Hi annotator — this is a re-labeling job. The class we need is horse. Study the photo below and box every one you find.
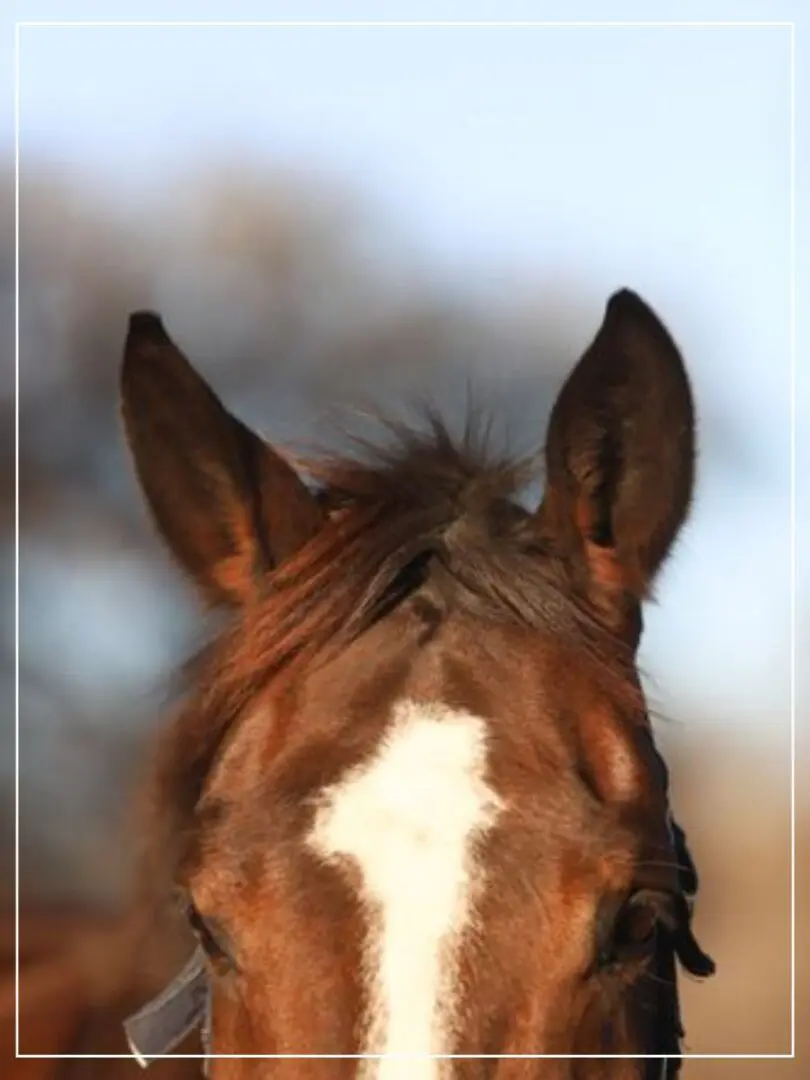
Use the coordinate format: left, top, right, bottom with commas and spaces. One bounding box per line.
119, 288, 715, 1079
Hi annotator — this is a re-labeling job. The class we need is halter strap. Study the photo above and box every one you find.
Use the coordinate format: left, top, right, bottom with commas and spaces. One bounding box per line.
124, 946, 211, 1072
658, 808, 686, 1080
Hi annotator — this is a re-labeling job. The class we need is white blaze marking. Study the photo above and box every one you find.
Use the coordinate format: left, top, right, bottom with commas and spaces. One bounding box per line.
308, 700, 503, 1080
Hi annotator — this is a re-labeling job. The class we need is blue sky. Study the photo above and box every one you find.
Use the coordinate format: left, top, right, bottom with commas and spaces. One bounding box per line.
8, 4, 806, 740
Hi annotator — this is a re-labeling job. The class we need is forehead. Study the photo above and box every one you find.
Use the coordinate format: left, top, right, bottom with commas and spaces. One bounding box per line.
188, 756, 662, 960
184, 617, 671, 905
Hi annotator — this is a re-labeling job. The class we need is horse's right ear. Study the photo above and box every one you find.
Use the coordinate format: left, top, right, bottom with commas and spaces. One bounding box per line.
537, 290, 695, 633
120, 312, 325, 607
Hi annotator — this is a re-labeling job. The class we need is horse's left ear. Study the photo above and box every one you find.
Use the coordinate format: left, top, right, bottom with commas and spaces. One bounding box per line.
538, 289, 695, 630
121, 312, 325, 607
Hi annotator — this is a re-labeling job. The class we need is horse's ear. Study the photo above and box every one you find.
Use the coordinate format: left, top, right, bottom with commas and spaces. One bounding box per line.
120, 312, 325, 607
538, 289, 695, 631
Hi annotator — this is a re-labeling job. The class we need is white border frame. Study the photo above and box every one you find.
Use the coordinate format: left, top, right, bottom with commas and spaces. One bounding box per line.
14, 14, 799, 1062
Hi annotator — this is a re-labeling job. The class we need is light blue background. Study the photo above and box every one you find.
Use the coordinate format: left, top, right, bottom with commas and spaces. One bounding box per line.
8, 1, 806, 743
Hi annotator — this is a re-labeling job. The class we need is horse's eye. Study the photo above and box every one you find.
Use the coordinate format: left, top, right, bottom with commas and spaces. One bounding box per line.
185, 903, 236, 970
614, 895, 659, 949
597, 890, 664, 969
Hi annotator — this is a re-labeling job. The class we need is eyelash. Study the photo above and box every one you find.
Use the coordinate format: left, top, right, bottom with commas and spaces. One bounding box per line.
185, 902, 235, 970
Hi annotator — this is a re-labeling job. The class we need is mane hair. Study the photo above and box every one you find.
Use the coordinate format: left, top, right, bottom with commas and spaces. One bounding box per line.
140, 411, 645, 913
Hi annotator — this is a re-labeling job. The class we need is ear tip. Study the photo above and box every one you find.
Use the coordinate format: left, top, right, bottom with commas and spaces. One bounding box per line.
604, 288, 681, 352
605, 288, 650, 318
126, 310, 170, 349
